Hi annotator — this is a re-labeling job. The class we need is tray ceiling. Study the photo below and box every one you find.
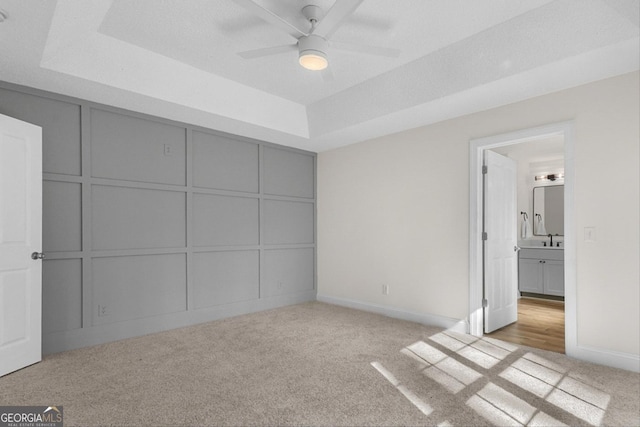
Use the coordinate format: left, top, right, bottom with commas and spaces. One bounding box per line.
0, 0, 638, 152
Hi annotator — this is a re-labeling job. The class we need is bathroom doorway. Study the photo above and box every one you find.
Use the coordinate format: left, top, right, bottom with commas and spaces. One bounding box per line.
486, 298, 565, 353
468, 122, 576, 355
487, 136, 566, 352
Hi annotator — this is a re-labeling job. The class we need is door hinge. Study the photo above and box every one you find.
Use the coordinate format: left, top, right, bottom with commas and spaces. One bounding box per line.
482, 231, 488, 240
482, 165, 488, 174
482, 298, 488, 308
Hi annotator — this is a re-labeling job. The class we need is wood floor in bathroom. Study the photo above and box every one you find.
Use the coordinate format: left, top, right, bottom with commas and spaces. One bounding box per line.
486, 297, 565, 353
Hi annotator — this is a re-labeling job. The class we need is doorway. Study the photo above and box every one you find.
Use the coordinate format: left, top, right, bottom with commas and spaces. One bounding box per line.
468, 122, 576, 355
486, 298, 565, 353
485, 136, 566, 352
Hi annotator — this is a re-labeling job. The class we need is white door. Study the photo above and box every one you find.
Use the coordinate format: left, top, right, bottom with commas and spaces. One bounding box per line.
483, 150, 518, 333
0, 113, 42, 377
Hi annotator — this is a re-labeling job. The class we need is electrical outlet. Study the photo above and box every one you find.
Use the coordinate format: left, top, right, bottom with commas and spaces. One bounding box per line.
97, 304, 108, 317
382, 284, 389, 295
584, 226, 596, 242
163, 143, 173, 156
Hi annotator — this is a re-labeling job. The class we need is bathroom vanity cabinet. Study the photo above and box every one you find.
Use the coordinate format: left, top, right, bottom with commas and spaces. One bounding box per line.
518, 248, 564, 297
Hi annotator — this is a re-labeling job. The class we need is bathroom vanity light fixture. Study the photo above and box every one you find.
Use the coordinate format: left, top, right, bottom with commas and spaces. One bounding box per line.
535, 172, 564, 181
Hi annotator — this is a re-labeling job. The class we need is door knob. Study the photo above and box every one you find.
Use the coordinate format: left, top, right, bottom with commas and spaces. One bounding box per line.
31, 252, 45, 260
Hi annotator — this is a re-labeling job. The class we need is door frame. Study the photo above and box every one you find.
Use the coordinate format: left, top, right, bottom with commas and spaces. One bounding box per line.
468, 121, 576, 353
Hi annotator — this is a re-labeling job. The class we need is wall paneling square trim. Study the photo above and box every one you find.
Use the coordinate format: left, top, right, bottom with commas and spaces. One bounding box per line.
0, 81, 316, 355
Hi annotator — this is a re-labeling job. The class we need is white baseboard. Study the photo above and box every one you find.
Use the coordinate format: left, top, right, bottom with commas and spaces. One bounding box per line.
567, 343, 640, 373
43, 291, 317, 355
317, 294, 467, 334
318, 294, 639, 372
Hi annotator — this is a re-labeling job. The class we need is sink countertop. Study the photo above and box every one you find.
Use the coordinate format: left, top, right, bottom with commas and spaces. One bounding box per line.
518, 241, 564, 250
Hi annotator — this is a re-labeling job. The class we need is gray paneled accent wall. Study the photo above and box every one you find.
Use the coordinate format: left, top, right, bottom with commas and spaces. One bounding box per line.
0, 83, 316, 355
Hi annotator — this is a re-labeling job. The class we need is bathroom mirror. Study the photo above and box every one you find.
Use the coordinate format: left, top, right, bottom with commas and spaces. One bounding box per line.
533, 185, 564, 236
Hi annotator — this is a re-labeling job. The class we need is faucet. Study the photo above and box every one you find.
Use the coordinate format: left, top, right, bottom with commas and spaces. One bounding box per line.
548, 234, 553, 247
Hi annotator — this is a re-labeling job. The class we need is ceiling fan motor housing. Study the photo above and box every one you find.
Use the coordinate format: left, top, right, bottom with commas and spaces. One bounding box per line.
298, 34, 328, 70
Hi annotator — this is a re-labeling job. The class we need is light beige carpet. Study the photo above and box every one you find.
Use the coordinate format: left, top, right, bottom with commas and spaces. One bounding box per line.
1, 302, 638, 426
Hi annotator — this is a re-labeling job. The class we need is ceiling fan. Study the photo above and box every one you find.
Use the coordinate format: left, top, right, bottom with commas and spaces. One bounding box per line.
234, 0, 400, 74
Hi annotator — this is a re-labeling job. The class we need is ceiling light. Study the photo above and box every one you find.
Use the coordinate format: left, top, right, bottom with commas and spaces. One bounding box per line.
299, 52, 328, 70
298, 35, 328, 71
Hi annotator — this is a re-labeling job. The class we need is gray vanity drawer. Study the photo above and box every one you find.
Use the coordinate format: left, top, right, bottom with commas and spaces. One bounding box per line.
519, 248, 564, 261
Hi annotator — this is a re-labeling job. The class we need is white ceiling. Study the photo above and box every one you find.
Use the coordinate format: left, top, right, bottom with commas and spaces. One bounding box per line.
0, 0, 638, 152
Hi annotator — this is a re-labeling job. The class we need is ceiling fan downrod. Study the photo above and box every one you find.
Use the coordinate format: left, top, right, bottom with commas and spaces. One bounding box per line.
302, 4, 322, 29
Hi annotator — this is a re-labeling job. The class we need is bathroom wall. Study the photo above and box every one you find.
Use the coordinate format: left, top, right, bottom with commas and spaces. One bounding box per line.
493, 139, 565, 244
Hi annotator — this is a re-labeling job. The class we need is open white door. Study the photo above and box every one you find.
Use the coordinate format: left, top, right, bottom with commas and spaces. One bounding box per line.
0, 113, 42, 377
483, 150, 518, 333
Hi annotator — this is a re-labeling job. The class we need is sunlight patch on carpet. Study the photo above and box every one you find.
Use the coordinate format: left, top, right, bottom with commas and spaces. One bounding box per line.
428, 331, 514, 369
394, 330, 614, 426
499, 352, 610, 426
370, 361, 433, 416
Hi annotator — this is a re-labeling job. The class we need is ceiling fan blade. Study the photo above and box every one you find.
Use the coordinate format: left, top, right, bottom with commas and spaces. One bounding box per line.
238, 44, 297, 59
234, 0, 307, 38
331, 41, 400, 58
321, 67, 335, 82
347, 15, 392, 32
311, 0, 364, 39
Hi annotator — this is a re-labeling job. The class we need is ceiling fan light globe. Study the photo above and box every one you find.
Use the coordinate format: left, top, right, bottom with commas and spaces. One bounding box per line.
298, 34, 329, 71
299, 51, 328, 70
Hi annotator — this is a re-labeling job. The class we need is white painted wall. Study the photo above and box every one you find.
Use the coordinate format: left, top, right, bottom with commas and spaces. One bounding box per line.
317, 71, 639, 358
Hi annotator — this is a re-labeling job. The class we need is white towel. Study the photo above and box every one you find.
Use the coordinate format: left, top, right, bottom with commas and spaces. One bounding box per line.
521, 217, 532, 239
536, 216, 547, 235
